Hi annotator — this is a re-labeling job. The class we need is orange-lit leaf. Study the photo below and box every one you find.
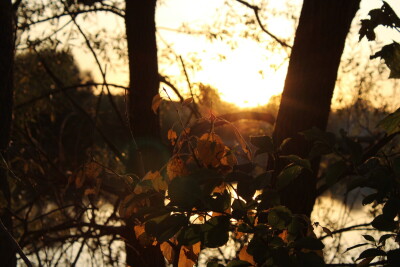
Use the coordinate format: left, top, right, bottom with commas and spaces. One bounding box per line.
239, 245, 255, 265
196, 133, 225, 167
168, 129, 178, 145
161, 242, 175, 264
233, 129, 251, 161
182, 97, 193, 106
167, 157, 188, 180
179, 245, 198, 267
152, 93, 162, 114
134, 171, 165, 194
221, 147, 238, 167
134, 225, 153, 247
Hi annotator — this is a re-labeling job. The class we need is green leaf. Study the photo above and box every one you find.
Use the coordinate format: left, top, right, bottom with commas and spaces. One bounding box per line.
378, 234, 394, 245
324, 160, 348, 187
276, 165, 303, 190
359, 2, 400, 41
168, 175, 201, 208
301, 127, 335, 146
362, 234, 376, 243
356, 248, 386, 261
202, 216, 230, 248
377, 108, 400, 134
362, 193, 378, 206
237, 178, 256, 202
177, 224, 202, 246
294, 237, 325, 250
268, 206, 292, 230
371, 214, 397, 231
250, 135, 274, 155
207, 262, 225, 267
226, 260, 252, 267
387, 249, 400, 265
258, 189, 280, 210
371, 42, 400, 78
280, 154, 311, 171
383, 198, 400, 220
156, 214, 187, 242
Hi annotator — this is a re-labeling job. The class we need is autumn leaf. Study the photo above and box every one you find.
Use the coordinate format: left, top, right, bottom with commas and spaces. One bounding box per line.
161, 242, 175, 264
196, 133, 225, 167
168, 129, 178, 145
239, 245, 255, 266
220, 147, 238, 168
178, 244, 200, 267
134, 225, 154, 247
75, 162, 102, 189
134, 171, 166, 194
233, 129, 252, 161
167, 157, 189, 180
182, 97, 193, 106
152, 93, 162, 114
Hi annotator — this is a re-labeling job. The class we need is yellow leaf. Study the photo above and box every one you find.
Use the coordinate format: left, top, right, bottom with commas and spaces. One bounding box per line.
220, 147, 238, 168
134, 225, 145, 239
152, 174, 168, 192
196, 133, 225, 167
182, 97, 193, 106
233, 129, 252, 161
134, 171, 162, 194
167, 157, 188, 180
161, 242, 175, 264
179, 246, 197, 267
168, 129, 178, 145
152, 93, 162, 114
239, 245, 255, 265
134, 225, 154, 247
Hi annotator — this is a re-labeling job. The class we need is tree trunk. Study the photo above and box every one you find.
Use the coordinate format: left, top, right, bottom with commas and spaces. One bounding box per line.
124, 1, 166, 266
0, 0, 16, 266
125, 0, 168, 176
273, 0, 360, 216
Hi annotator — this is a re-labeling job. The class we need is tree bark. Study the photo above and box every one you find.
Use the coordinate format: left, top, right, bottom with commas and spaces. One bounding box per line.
273, 0, 360, 216
0, 0, 16, 266
124, 1, 166, 266
125, 0, 168, 176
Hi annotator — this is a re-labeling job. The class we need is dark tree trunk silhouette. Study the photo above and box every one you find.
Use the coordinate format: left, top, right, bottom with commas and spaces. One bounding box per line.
124, 1, 166, 266
0, 0, 16, 266
273, 0, 360, 216
125, 0, 168, 177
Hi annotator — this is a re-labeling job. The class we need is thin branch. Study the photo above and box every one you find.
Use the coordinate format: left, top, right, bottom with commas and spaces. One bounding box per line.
234, 0, 292, 49
64, 2, 129, 133
319, 223, 371, 240
178, 56, 202, 118
33, 47, 124, 161
18, 7, 124, 30
15, 82, 128, 109
0, 218, 33, 267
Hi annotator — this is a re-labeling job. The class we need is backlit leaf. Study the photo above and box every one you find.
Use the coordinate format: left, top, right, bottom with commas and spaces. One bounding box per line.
152, 93, 162, 114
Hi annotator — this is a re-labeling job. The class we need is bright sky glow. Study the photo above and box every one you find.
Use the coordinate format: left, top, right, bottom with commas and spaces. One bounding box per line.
68, 0, 399, 109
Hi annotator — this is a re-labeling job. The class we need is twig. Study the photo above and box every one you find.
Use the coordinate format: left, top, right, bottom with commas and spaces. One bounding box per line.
234, 0, 292, 49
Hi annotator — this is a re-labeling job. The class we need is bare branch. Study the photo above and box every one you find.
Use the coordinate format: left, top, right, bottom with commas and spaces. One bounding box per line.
234, 0, 292, 49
